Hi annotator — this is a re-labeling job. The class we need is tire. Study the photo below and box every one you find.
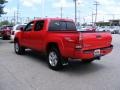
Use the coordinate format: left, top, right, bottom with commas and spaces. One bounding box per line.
14, 41, 25, 55
2, 36, 10, 40
47, 48, 63, 70
7, 37, 10, 40
2, 36, 6, 40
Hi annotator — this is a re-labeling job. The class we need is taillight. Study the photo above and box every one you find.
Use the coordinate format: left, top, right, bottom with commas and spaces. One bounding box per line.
12, 31, 15, 35
75, 33, 83, 49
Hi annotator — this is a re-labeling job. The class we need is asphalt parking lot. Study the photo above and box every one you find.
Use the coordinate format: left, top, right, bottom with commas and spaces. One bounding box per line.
0, 35, 120, 90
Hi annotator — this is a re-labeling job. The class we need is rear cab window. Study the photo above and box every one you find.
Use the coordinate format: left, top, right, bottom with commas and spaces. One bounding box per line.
48, 20, 76, 31
66, 22, 76, 30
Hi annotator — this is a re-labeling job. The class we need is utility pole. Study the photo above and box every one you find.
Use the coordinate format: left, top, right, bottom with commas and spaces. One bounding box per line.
73, 0, 77, 24
42, 0, 45, 18
92, 12, 96, 25
14, 11, 16, 24
78, 10, 80, 24
60, 6, 63, 18
93, 1, 100, 24
17, 0, 20, 24
92, 12, 94, 25
77, 2, 81, 24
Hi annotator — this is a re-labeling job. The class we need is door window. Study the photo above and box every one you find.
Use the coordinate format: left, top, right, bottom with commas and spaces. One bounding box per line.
34, 20, 44, 31
24, 22, 34, 31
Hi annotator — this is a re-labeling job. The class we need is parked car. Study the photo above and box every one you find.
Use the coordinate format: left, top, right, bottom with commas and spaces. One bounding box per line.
97, 26, 109, 32
113, 26, 120, 34
1, 25, 13, 40
0, 27, 3, 37
108, 26, 120, 34
11, 24, 26, 41
97, 26, 105, 31
80, 26, 96, 32
76, 26, 85, 31
14, 18, 113, 70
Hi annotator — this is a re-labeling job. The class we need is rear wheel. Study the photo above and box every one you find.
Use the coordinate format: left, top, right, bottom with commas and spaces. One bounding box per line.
47, 48, 63, 70
14, 41, 25, 55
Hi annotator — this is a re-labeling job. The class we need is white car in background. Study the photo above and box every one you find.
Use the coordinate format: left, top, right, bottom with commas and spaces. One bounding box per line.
77, 26, 96, 31
113, 26, 120, 34
97, 26, 109, 32
11, 24, 26, 41
108, 26, 119, 34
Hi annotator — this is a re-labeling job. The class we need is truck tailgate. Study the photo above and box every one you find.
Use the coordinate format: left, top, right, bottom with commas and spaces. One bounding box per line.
81, 32, 112, 50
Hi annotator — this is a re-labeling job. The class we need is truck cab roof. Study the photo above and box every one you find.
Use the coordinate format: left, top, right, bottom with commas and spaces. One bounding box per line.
33, 18, 74, 22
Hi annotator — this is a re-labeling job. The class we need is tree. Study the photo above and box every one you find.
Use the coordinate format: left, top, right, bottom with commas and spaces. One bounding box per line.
0, 0, 7, 17
0, 20, 14, 26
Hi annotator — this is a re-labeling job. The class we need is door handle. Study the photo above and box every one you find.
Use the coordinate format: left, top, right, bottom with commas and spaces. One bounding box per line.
96, 35, 102, 39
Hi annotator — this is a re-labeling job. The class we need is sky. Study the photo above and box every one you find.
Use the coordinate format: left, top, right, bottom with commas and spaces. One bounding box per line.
2, 0, 120, 23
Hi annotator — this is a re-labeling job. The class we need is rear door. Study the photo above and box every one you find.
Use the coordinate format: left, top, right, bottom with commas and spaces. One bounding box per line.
31, 20, 45, 50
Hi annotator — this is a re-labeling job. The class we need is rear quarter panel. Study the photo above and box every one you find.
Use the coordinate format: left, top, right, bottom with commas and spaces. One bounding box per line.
44, 31, 79, 58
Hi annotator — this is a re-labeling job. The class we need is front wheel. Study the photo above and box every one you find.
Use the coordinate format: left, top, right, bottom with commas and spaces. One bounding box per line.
14, 41, 25, 55
47, 48, 63, 70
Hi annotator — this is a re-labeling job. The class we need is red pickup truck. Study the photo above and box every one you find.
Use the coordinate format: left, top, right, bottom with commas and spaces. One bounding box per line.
0, 25, 13, 40
14, 18, 113, 70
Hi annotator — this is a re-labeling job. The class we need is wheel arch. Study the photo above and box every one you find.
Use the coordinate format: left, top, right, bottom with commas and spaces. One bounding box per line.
46, 42, 59, 53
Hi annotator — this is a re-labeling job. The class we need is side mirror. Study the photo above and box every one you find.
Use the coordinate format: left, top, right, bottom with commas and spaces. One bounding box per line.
20, 27, 24, 31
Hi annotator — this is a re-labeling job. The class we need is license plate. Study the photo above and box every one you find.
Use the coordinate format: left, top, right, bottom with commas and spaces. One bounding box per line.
94, 49, 100, 57
7, 32, 10, 35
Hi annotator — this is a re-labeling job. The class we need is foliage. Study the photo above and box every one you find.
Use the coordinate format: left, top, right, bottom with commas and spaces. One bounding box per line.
96, 22, 110, 26
0, 0, 7, 16
81, 23, 87, 26
0, 20, 14, 26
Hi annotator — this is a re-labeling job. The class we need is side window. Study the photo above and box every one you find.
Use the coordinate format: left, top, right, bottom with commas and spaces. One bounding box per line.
34, 20, 44, 31
24, 22, 34, 31
66, 22, 76, 31
48, 21, 60, 31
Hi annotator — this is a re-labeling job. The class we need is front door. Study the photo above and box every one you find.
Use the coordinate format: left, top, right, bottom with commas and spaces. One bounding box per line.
22, 21, 34, 48
31, 20, 45, 51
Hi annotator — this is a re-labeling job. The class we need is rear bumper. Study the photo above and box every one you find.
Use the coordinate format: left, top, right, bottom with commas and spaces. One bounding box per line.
73, 45, 113, 60
2, 34, 10, 38
2, 33, 11, 37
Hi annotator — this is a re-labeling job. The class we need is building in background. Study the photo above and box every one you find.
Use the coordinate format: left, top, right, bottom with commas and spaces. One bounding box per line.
109, 20, 120, 26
